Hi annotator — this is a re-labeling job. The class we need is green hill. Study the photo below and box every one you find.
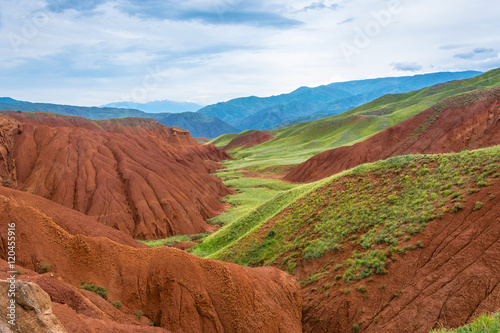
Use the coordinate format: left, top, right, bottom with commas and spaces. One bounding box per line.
213, 68, 500, 170
191, 146, 500, 265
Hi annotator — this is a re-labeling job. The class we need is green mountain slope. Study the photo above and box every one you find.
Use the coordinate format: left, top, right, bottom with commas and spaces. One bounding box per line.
214, 68, 500, 169
192, 145, 500, 268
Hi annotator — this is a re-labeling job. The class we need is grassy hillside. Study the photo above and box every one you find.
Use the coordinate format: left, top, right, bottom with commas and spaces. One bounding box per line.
209, 132, 239, 147
430, 312, 499, 333
191, 145, 500, 279
213, 68, 500, 170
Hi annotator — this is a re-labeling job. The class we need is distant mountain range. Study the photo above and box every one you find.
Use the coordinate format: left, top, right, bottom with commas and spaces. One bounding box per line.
1, 71, 483, 138
198, 71, 482, 131
101, 100, 203, 113
0, 99, 236, 138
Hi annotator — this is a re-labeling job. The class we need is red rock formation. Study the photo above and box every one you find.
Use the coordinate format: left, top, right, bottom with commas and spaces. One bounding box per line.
0, 112, 232, 239
0, 186, 146, 249
224, 130, 275, 151
0, 188, 303, 332
286, 89, 500, 182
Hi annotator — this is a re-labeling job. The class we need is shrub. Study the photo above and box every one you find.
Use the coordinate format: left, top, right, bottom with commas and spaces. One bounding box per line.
451, 203, 464, 213
135, 311, 143, 319
353, 323, 360, 332
111, 301, 121, 310
356, 286, 367, 292
80, 281, 108, 299
473, 201, 483, 211
40, 263, 50, 273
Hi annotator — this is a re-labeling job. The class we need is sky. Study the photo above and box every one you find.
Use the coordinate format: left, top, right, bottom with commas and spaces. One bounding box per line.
0, 0, 499, 107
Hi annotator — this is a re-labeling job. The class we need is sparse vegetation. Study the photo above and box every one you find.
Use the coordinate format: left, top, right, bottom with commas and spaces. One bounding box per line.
111, 301, 122, 310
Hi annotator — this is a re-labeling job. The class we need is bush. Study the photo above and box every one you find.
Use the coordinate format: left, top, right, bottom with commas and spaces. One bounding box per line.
356, 286, 367, 292
80, 281, 108, 299
473, 201, 483, 211
451, 203, 464, 213
135, 311, 143, 319
111, 301, 121, 310
40, 263, 50, 273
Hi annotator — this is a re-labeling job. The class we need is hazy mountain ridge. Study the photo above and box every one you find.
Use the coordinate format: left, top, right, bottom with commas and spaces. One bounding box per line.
0, 99, 237, 138
101, 99, 204, 113
198, 71, 482, 130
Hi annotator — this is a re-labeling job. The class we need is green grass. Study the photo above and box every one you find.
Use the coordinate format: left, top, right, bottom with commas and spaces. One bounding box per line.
205, 145, 500, 283
189, 174, 329, 258
208, 132, 238, 147
208, 68, 500, 171
208, 167, 297, 226
430, 312, 500, 332
139, 233, 210, 248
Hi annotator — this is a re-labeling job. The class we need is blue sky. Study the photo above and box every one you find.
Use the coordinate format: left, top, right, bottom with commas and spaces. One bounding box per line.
1, 0, 499, 106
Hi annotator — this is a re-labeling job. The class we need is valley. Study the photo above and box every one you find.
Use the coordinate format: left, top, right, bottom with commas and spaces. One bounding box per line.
1, 69, 499, 332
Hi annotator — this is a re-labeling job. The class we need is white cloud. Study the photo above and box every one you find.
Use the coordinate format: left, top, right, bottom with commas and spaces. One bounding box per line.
0, 0, 499, 106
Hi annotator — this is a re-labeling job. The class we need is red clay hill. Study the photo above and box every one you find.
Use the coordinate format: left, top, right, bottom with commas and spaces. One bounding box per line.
286, 89, 500, 182
0, 187, 302, 332
224, 130, 274, 151
0, 111, 231, 239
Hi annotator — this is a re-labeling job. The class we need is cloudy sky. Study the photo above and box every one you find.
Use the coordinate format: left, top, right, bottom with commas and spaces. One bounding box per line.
1, 0, 499, 106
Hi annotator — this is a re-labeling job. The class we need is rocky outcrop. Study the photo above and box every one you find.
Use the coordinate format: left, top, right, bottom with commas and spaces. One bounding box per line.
0, 279, 67, 332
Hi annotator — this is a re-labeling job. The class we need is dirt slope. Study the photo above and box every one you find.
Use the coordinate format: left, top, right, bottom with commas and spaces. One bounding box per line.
0, 189, 302, 332
0, 111, 231, 239
224, 130, 275, 151
286, 89, 500, 182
